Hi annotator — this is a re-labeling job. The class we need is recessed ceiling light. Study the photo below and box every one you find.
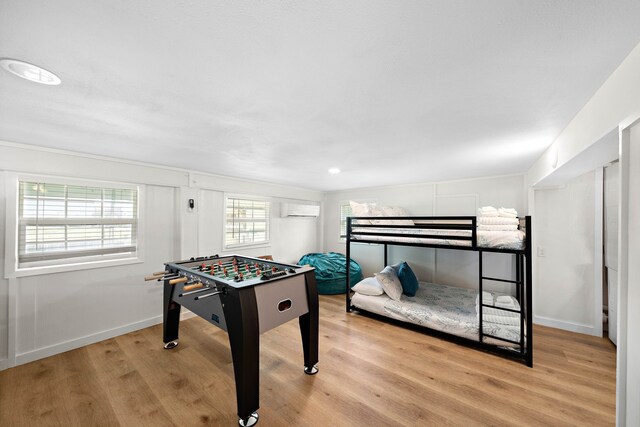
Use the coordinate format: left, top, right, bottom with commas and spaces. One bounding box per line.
328, 167, 341, 174
0, 58, 61, 85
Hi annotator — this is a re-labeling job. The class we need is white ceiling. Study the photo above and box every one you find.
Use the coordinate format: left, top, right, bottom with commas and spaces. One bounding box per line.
1, 1, 639, 191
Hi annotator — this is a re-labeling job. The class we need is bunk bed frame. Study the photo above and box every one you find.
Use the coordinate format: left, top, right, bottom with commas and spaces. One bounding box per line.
345, 215, 533, 367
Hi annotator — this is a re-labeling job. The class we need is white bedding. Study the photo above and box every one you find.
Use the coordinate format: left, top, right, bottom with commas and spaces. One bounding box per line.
351, 281, 524, 347
351, 227, 525, 250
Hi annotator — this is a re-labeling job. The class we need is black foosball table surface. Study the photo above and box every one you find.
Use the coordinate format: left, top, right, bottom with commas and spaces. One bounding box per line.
166, 254, 302, 288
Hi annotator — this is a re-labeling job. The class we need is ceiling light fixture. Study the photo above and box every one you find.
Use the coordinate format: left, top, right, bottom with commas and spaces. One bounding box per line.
328, 167, 341, 174
0, 58, 61, 85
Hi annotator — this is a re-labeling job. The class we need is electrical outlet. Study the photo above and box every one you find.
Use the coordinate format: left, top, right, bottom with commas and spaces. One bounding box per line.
537, 247, 546, 257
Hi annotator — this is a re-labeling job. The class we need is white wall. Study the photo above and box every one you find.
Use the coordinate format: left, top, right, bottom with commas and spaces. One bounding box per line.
323, 174, 525, 292
618, 120, 640, 426
534, 171, 599, 335
0, 142, 322, 369
528, 41, 640, 187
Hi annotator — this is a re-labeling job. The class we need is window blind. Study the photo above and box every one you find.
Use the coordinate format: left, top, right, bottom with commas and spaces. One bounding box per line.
225, 197, 270, 247
18, 181, 138, 265
340, 203, 353, 238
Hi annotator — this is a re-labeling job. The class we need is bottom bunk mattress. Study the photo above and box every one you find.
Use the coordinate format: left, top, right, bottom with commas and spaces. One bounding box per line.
351, 281, 524, 348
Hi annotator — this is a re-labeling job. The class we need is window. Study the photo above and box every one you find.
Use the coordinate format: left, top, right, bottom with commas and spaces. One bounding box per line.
225, 196, 270, 248
16, 180, 139, 268
340, 203, 353, 239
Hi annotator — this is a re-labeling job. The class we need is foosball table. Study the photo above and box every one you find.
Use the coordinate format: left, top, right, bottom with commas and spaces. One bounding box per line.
145, 254, 319, 426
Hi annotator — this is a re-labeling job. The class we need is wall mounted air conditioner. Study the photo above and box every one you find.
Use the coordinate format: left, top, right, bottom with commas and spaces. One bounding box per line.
280, 203, 320, 218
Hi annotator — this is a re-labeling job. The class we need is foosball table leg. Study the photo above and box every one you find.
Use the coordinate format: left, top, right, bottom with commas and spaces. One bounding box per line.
299, 271, 319, 376
239, 412, 259, 427
163, 280, 181, 349
163, 340, 178, 349
304, 365, 319, 375
223, 289, 260, 426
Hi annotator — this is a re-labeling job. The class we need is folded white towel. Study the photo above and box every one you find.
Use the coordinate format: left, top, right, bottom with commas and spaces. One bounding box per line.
495, 296, 518, 310
498, 207, 518, 218
478, 224, 519, 231
475, 291, 493, 307
480, 309, 520, 326
477, 217, 519, 226
482, 291, 493, 305
477, 206, 498, 217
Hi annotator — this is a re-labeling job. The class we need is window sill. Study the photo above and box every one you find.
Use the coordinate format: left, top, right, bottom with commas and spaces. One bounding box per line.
223, 243, 271, 252
6, 256, 143, 278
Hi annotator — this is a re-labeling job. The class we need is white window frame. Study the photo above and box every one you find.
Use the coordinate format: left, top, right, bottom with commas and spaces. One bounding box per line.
4, 173, 144, 278
223, 193, 271, 250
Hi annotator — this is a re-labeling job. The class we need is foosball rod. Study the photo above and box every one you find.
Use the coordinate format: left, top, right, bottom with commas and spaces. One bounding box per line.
156, 274, 180, 281
149, 273, 182, 282
195, 290, 223, 300
144, 271, 170, 281
179, 286, 212, 297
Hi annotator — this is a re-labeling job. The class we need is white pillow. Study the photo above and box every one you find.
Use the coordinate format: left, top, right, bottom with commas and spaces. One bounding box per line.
351, 277, 384, 296
350, 201, 414, 226
349, 200, 376, 225
374, 266, 403, 301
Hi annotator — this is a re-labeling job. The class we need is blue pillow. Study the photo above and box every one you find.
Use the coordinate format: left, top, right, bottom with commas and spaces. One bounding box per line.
396, 262, 419, 296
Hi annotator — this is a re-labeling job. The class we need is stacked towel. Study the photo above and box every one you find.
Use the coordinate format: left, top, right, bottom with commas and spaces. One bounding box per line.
477, 206, 498, 217
475, 291, 493, 307
498, 207, 518, 218
481, 308, 520, 326
478, 224, 518, 231
476, 293, 521, 326
477, 217, 519, 226
478, 206, 518, 218
495, 295, 517, 310
477, 207, 519, 230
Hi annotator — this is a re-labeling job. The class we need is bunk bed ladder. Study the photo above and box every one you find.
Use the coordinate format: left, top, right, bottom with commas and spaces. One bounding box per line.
478, 251, 526, 354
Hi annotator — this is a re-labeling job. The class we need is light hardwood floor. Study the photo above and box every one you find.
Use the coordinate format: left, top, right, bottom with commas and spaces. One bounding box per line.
0, 294, 616, 426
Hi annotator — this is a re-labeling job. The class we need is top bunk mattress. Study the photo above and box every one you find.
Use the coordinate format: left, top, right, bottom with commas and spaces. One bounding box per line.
350, 227, 525, 250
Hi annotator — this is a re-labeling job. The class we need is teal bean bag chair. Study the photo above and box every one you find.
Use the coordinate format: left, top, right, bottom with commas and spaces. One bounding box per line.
298, 252, 363, 295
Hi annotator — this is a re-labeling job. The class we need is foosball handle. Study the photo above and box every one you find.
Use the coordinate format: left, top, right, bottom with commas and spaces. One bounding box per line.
169, 277, 188, 285
144, 273, 166, 281
183, 282, 204, 292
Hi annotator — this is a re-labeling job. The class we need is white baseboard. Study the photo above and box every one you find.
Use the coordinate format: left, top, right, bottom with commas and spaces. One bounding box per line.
0, 358, 8, 371
534, 315, 598, 336
180, 308, 196, 320
15, 315, 163, 367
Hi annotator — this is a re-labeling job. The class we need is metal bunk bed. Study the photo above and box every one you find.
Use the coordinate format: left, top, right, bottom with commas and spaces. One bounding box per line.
345, 215, 533, 367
